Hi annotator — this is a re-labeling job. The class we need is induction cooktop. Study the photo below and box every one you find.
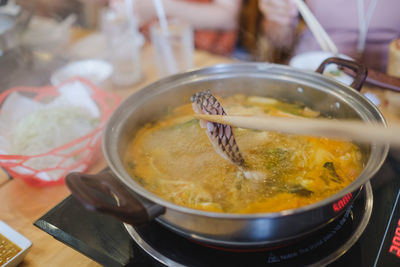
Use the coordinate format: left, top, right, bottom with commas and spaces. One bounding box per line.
34, 152, 400, 266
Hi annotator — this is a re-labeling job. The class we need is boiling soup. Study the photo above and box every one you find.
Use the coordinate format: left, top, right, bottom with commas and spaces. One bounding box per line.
123, 94, 363, 213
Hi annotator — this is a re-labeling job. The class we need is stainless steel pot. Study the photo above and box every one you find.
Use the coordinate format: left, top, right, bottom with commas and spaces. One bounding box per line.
66, 58, 389, 248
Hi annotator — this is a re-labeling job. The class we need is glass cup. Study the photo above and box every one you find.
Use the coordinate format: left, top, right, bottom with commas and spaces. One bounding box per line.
150, 20, 194, 77
101, 6, 142, 86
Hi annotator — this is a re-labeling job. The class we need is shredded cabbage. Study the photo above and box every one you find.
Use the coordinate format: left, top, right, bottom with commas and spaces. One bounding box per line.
11, 106, 99, 155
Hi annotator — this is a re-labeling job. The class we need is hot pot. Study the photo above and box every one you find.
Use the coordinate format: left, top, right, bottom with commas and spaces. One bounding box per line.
66, 58, 389, 248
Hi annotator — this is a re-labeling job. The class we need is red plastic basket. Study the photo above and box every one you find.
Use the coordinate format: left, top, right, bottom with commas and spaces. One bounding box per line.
0, 78, 120, 186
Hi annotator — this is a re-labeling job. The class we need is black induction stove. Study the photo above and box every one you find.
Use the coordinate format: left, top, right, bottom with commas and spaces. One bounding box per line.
34, 151, 400, 267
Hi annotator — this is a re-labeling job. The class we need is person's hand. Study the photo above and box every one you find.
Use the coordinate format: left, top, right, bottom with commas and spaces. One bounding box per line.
259, 0, 298, 26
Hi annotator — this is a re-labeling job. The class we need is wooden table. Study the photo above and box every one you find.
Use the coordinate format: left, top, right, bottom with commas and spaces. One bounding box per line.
1, 41, 399, 266
0, 43, 233, 267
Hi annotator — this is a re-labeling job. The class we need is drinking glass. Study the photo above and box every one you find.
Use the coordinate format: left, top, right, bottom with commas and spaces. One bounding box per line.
150, 20, 194, 77
101, 6, 142, 86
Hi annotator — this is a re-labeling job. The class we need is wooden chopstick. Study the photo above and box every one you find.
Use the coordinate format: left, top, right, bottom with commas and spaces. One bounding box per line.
293, 0, 338, 55
194, 114, 400, 146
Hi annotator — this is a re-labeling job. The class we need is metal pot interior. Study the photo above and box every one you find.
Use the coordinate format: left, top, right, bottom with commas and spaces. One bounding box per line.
104, 63, 388, 216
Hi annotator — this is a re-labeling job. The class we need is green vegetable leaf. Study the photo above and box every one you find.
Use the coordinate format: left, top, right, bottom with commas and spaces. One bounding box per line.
323, 162, 343, 183
328, 70, 342, 76
287, 184, 313, 197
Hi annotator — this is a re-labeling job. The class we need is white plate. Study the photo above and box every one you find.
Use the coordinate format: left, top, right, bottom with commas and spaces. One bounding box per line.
289, 51, 354, 86
69, 32, 145, 60
0, 220, 32, 267
51, 59, 113, 89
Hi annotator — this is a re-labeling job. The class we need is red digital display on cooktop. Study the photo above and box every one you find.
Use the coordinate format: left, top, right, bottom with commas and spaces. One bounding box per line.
389, 218, 400, 258
375, 187, 400, 267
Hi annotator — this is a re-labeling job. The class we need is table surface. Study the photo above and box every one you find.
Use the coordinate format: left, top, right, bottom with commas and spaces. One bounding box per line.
1, 38, 400, 267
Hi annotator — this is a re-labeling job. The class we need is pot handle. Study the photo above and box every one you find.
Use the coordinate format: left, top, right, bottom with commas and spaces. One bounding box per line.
315, 57, 368, 91
65, 169, 166, 226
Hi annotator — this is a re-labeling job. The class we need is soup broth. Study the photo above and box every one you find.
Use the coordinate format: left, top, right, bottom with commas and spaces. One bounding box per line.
0, 233, 21, 265
123, 94, 363, 213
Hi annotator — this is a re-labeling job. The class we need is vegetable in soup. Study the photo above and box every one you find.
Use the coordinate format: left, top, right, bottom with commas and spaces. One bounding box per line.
123, 94, 363, 213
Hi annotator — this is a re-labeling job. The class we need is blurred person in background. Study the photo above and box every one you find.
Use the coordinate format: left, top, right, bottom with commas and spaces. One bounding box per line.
258, 0, 400, 71
134, 0, 242, 56
15, 0, 242, 56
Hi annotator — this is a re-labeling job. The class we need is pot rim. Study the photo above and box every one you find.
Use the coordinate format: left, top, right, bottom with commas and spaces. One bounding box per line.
103, 62, 389, 219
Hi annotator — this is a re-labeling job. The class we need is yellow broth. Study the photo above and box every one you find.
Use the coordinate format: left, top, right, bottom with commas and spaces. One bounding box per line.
0, 233, 21, 265
123, 94, 363, 213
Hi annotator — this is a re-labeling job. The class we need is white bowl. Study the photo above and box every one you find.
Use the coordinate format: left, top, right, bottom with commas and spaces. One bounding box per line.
0, 220, 32, 267
289, 51, 354, 86
51, 59, 113, 89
